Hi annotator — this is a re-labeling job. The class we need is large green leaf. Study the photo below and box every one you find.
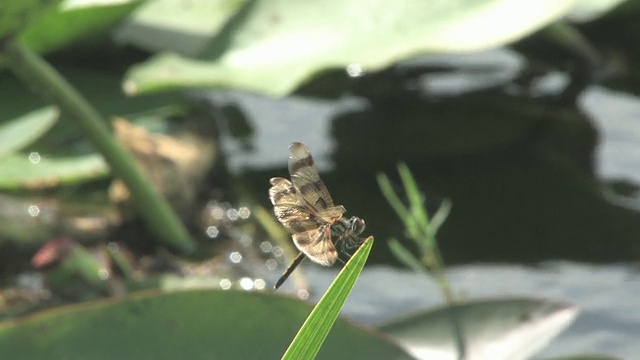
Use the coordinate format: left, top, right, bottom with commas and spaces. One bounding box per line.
566, 0, 630, 22
124, 0, 581, 97
378, 297, 579, 360
0, 289, 409, 359
19, 0, 144, 54
0, 0, 62, 37
114, 0, 247, 56
13, 0, 144, 52
0, 0, 142, 58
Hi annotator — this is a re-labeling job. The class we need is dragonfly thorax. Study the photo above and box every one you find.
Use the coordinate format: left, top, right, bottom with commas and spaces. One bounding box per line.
331, 216, 366, 249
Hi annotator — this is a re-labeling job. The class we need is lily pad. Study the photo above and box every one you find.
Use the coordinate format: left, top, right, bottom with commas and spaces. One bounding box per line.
113, 0, 247, 56
0, 289, 410, 359
125, 0, 581, 97
378, 297, 579, 360
543, 355, 621, 360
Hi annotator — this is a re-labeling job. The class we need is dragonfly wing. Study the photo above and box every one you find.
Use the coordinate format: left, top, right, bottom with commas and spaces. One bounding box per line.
292, 225, 337, 266
288, 142, 344, 217
269, 177, 322, 232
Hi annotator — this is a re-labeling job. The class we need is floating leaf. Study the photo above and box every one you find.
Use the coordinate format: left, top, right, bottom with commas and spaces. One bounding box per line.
125, 0, 582, 97
113, 0, 247, 56
543, 355, 621, 360
378, 297, 579, 360
0, 286, 409, 359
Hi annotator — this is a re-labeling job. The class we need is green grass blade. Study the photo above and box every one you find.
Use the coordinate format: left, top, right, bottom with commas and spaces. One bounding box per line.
281, 237, 374, 360
388, 238, 428, 275
377, 173, 410, 220
397, 163, 430, 237
429, 198, 453, 237
377, 172, 421, 238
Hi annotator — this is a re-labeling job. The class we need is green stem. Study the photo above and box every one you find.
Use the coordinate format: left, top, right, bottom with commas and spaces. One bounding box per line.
3, 40, 195, 253
423, 243, 454, 304
421, 245, 466, 360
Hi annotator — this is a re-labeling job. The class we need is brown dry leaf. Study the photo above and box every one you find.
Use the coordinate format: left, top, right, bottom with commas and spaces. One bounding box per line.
109, 117, 216, 218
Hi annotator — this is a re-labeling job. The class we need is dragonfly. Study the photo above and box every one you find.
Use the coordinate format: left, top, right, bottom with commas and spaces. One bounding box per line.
269, 142, 366, 289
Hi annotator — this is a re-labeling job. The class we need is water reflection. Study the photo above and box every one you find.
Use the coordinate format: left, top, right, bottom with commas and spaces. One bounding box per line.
259, 241, 273, 253
296, 289, 310, 300
229, 251, 243, 264
328, 86, 637, 262
205, 226, 219, 238
220, 278, 232, 290
239, 277, 253, 290
28, 152, 41, 164
346, 63, 366, 77
27, 205, 40, 217
265, 259, 278, 271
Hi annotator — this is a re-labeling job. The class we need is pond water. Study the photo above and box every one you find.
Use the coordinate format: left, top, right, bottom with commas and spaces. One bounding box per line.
585, 86, 640, 184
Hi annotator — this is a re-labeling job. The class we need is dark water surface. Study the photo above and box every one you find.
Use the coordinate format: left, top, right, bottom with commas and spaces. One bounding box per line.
213, 50, 640, 264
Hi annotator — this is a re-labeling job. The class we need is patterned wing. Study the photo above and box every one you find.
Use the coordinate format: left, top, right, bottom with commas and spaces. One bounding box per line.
292, 225, 338, 266
269, 177, 338, 266
269, 177, 322, 233
288, 142, 345, 220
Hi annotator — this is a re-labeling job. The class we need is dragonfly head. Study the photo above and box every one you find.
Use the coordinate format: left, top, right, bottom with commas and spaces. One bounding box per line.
346, 216, 366, 236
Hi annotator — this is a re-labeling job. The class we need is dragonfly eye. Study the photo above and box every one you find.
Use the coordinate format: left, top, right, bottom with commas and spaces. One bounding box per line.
347, 217, 366, 235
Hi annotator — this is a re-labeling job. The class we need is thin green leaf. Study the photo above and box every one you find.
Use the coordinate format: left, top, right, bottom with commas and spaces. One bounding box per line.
282, 237, 374, 360
377, 172, 421, 238
63, 245, 111, 291
397, 163, 430, 237
0, 106, 59, 159
0, 152, 109, 189
428, 198, 453, 238
388, 238, 429, 275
